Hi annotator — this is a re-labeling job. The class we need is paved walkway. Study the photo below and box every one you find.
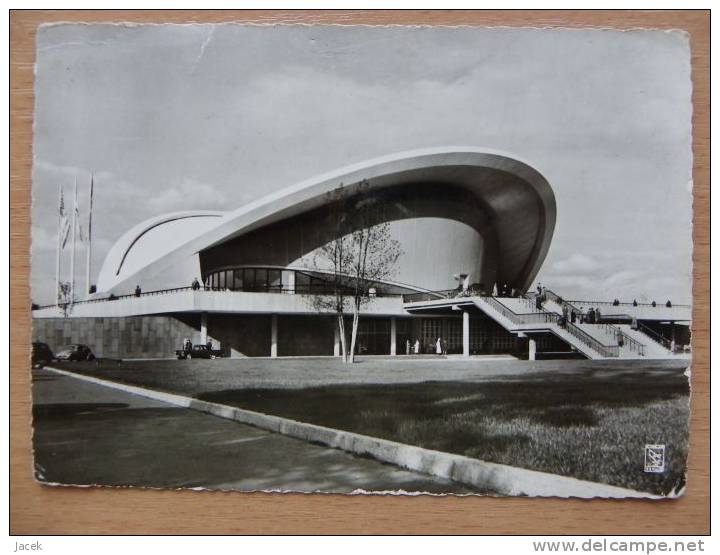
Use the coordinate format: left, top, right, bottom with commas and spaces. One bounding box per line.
32, 368, 478, 494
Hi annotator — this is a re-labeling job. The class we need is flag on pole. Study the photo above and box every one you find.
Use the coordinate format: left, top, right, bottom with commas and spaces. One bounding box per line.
75, 184, 85, 243
59, 187, 72, 248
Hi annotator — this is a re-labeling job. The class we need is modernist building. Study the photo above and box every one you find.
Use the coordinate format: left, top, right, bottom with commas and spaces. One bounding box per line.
32, 148, 691, 360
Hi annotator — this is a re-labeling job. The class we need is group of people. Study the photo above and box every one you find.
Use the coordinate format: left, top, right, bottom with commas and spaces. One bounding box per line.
406, 337, 447, 355
181, 337, 214, 353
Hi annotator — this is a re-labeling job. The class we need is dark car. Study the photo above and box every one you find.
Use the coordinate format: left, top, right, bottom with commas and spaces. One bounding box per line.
176, 344, 224, 360
31, 342, 55, 368
55, 344, 95, 362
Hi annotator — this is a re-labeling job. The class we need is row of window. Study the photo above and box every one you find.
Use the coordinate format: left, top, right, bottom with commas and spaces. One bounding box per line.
203, 268, 349, 294
205, 268, 283, 292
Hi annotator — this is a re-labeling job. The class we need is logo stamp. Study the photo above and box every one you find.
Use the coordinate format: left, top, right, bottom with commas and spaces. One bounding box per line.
644, 444, 666, 473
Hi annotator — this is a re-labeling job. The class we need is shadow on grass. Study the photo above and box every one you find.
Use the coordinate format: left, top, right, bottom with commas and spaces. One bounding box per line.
197, 377, 689, 496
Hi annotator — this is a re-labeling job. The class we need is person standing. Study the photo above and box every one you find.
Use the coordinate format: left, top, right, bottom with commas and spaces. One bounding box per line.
436, 337, 443, 356
414, 338, 420, 355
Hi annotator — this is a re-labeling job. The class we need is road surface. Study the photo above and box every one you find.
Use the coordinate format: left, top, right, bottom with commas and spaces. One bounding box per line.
32, 368, 479, 494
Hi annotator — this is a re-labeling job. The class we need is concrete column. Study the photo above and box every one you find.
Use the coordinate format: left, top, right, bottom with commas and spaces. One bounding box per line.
529, 338, 537, 361
333, 322, 341, 357
200, 312, 208, 345
462, 310, 470, 357
270, 314, 278, 358
390, 317, 397, 356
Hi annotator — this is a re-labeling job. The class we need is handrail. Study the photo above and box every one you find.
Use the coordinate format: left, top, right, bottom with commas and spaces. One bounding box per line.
402, 289, 460, 303
567, 299, 690, 309
543, 289, 584, 315
542, 289, 645, 356
595, 321, 646, 356
483, 296, 560, 325
482, 296, 619, 358
561, 323, 620, 358
35, 283, 403, 310
636, 322, 673, 350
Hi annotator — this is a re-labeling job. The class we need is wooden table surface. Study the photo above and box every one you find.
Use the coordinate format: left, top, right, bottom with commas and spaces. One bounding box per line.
10, 9, 710, 535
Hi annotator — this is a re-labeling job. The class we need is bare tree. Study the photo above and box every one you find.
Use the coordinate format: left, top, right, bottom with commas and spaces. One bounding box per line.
58, 281, 72, 317
308, 181, 402, 363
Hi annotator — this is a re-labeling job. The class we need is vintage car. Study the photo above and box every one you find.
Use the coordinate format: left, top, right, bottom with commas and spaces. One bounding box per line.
175, 344, 224, 360
31, 342, 55, 368
55, 344, 96, 362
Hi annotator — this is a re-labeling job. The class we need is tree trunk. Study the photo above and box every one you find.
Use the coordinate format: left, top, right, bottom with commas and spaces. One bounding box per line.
349, 305, 360, 364
337, 313, 348, 363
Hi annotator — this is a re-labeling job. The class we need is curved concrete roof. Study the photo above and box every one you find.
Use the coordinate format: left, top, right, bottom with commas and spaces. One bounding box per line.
96, 210, 225, 291
96, 147, 556, 294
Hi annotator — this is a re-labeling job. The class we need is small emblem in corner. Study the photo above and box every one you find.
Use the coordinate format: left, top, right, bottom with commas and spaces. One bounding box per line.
644, 444, 666, 473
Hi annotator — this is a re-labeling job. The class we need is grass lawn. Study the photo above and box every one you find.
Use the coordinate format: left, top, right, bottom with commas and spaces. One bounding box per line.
196, 373, 688, 495
56, 358, 689, 495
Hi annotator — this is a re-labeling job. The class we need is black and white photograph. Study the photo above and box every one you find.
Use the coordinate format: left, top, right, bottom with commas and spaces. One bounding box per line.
30, 23, 693, 498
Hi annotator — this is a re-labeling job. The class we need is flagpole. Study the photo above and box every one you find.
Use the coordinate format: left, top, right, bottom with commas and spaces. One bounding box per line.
85, 174, 93, 296
71, 177, 77, 304
55, 184, 63, 307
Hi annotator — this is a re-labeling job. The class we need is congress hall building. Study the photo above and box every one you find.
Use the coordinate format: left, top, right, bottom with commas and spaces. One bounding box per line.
32, 148, 691, 361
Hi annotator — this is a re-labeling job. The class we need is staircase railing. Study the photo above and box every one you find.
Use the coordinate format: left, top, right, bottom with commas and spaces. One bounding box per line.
637, 322, 673, 351
482, 296, 559, 325
543, 289, 644, 356
597, 322, 646, 357
483, 297, 619, 358
561, 322, 620, 358
543, 289, 583, 315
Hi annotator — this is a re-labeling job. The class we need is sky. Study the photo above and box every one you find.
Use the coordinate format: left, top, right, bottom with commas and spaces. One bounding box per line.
31, 24, 694, 305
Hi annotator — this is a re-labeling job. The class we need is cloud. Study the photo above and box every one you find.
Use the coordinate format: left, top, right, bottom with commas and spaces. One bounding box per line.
29, 25, 693, 306
550, 254, 602, 274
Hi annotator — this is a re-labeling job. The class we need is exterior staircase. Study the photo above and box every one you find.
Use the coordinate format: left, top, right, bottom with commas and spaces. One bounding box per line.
540, 292, 647, 358
472, 296, 619, 360
402, 287, 684, 360
616, 324, 674, 358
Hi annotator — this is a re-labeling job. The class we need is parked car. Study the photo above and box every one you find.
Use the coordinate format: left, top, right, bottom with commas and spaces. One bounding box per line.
31, 342, 55, 368
175, 344, 224, 360
55, 344, 95, 362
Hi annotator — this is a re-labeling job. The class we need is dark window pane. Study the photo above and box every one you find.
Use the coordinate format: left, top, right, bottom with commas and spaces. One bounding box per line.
269, 270, 281, 289
225, 270, 233, 289
255, 269, 267, 288
211, 273, 217, 289
244, 268, 255, 289
234, 271, 243, 290
219, 271, 226, 289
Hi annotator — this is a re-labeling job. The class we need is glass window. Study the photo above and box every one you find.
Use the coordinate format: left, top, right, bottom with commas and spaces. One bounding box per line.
234, 271, 243, 290
211, 273, 217, 289
244, 268, 255, 289
268, 269, 281, 290
255, 269, 268, 289
219, 271, 226, 289
225, 270, 233, 290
